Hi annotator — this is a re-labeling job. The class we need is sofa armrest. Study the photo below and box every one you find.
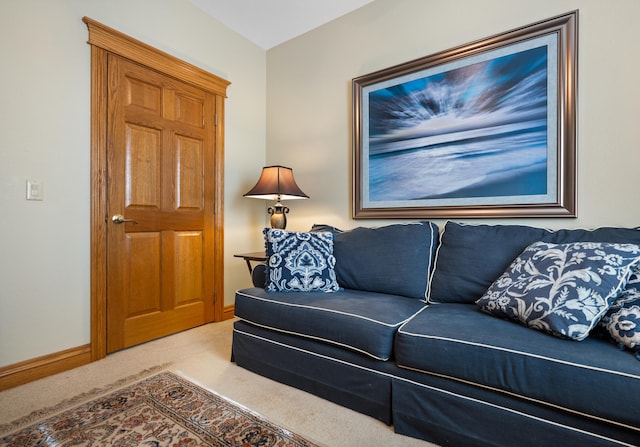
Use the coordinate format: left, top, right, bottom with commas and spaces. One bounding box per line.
251, 263, 267, 288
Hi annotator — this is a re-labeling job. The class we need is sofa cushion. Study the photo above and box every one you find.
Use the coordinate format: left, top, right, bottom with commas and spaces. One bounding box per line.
538, 226, 640, 351
427, 222, 550, 304
234, 287, 425, 360
312, 221, 439, 300
605, 300, 640, 358
264, 228, 339, 293
601, 267, 640, 359
395, 303, 640, 429
541, 226, 640, 245
476, 241, 640, 340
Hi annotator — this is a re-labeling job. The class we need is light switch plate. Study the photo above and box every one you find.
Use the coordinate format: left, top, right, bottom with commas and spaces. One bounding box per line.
26, 180, 43, 201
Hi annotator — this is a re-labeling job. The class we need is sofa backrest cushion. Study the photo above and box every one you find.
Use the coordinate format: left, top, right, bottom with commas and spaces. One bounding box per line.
540, 226, 640, 244
428, 223, 640, 305
312, 221, 439, 300
427, 221, 550, 304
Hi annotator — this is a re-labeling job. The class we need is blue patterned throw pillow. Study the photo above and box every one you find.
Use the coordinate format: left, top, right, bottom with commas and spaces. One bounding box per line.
600, 267, 640, 359
476, 241, 640, 341
264, 228, 339, 293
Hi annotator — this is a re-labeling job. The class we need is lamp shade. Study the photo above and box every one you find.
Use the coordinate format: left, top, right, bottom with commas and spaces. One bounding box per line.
243, 165, 309, 200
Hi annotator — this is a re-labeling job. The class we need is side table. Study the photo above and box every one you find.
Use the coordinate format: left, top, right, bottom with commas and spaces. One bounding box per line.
234, 251, 267, 274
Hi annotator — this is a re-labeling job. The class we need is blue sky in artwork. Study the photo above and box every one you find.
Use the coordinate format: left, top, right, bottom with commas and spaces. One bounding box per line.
368, 46, 548, 201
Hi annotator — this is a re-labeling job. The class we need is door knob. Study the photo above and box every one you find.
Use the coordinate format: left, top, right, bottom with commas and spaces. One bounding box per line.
112, 214, 138, 224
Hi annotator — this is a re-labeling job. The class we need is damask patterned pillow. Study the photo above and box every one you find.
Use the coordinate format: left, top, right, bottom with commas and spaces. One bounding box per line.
476, 241, 640, 341
264, 228, 339, 293
600, 267, 640, 359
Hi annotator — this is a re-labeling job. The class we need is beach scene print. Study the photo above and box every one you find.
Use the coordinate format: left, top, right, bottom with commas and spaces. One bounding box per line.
367, 45, 549, 203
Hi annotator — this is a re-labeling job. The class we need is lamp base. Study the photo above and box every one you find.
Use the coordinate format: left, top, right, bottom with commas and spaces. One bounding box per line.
268, 203, 289, 229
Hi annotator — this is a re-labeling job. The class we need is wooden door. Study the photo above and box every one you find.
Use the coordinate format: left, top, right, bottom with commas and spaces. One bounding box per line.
106, 55, 216, 353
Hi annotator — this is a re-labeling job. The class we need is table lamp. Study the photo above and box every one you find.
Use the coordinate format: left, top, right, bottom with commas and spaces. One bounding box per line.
243, 165, 309, 229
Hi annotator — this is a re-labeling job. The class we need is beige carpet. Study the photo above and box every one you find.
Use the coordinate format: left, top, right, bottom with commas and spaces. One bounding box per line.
0, 319, 437, 446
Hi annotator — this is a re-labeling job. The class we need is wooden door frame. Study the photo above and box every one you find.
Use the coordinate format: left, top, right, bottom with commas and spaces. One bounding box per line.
84, 17, 229, 361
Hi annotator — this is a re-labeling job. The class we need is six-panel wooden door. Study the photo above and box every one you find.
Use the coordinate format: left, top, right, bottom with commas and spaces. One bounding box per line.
106, 55, 217, 353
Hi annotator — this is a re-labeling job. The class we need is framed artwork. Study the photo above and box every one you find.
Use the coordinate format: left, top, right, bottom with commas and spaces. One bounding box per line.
353, 11, 577, 219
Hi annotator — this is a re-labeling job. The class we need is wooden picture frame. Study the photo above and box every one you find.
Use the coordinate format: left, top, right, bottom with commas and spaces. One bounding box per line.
353, 11, 577, 219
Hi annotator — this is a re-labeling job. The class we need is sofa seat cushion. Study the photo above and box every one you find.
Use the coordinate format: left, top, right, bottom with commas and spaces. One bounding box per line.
235, 287, 425, 360
395, 303, 640, 428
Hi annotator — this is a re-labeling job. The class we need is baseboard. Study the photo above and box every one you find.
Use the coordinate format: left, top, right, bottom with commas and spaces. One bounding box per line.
0, 310, 235, 391
223, 304, 235, 321
0, 344, 92, 391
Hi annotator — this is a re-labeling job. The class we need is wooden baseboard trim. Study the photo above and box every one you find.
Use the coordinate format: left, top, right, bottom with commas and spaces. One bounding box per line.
0, 310, 235, 391
0, 344, 92, 391
223, 304, 235, 321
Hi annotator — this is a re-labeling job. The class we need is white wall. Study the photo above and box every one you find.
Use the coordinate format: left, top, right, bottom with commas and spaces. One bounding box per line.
3, 0, 640, 371
267, 0, 640, 233
0, 0, 267, 367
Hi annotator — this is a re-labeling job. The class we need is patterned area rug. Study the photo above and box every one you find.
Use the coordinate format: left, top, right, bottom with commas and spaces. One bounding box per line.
0, 371, 322, 447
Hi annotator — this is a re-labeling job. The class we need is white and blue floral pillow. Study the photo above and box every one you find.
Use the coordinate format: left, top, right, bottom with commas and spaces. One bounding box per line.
264, 228, 339, 293
600, 267, 640, 359
477, 241, 640, 341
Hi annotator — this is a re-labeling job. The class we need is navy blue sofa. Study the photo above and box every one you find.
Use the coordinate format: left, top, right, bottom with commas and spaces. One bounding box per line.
232, 221, 640, 446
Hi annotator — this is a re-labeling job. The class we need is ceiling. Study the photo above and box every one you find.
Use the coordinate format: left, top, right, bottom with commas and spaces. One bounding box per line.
188, 0, 374, 50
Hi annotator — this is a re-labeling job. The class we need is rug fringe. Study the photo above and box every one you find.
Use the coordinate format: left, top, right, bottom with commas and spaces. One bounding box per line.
0, 363, 172, 436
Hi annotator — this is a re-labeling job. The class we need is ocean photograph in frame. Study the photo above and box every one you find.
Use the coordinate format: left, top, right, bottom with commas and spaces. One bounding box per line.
353, 11, 577, 219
